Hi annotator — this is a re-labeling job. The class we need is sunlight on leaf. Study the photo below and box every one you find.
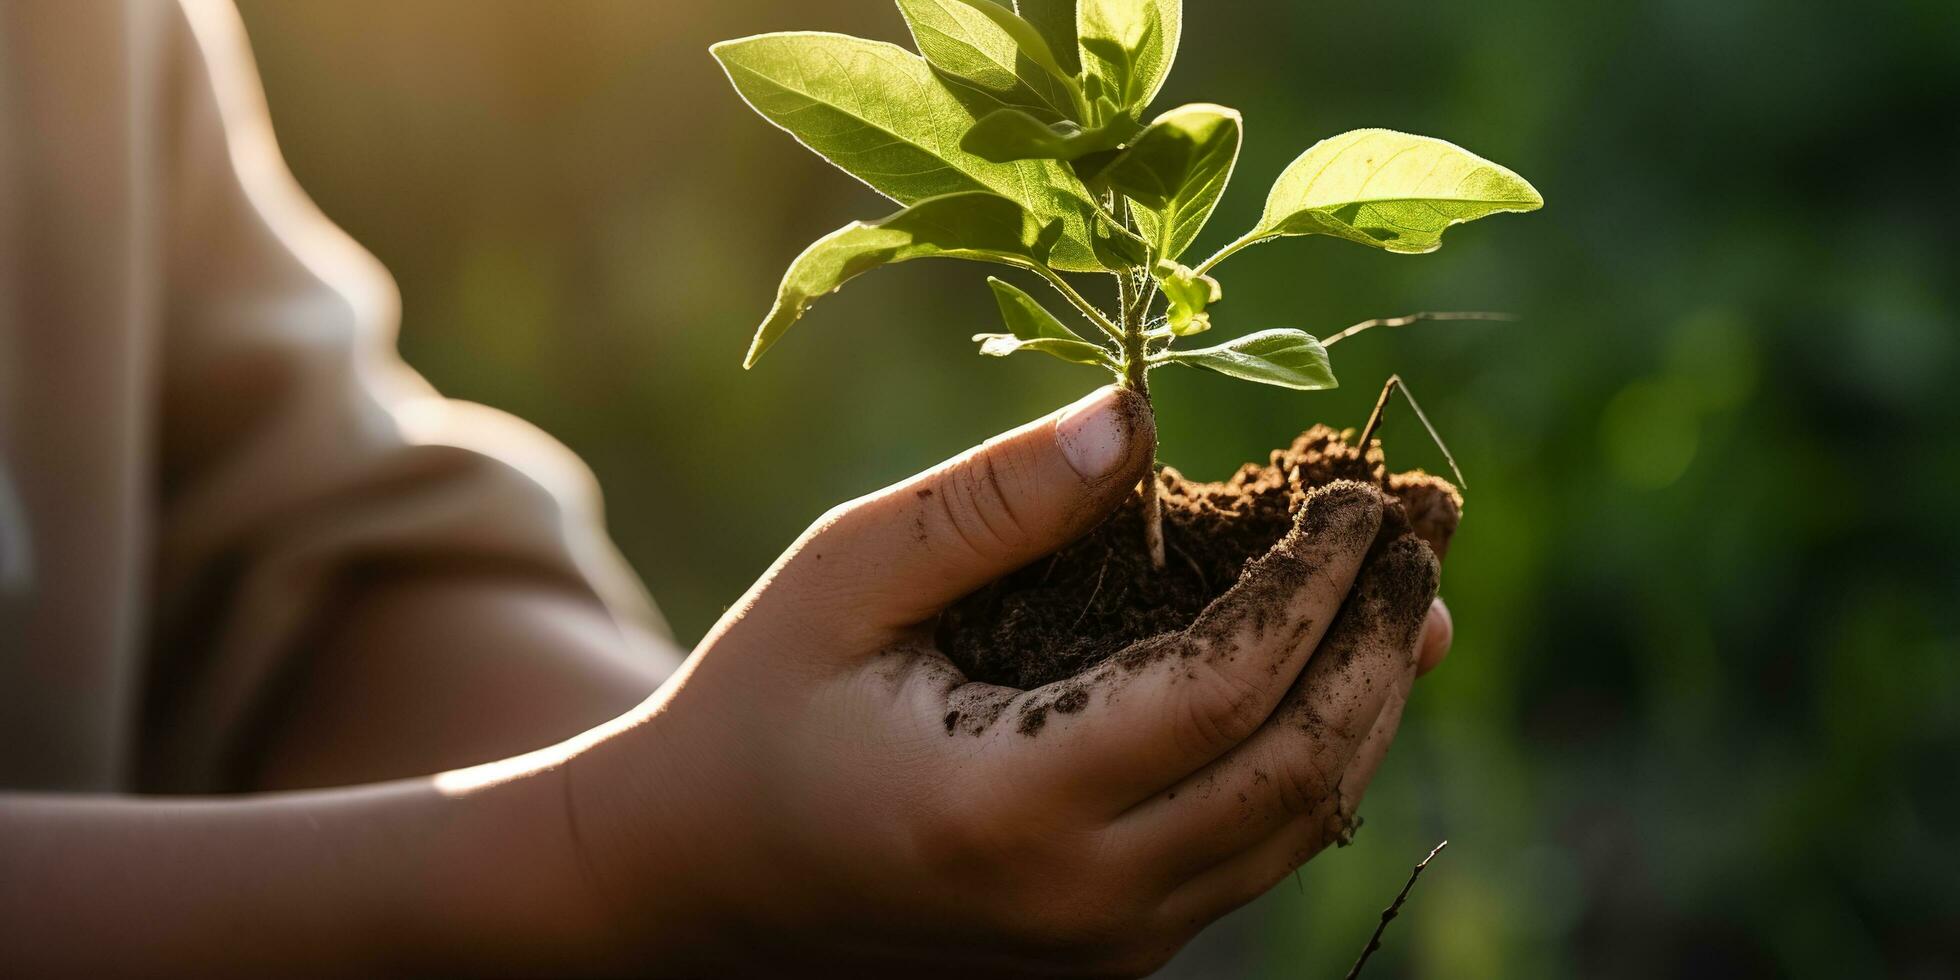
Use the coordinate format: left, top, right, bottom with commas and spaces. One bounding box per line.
974, 332, 1119, 369
962, 109, 1139, 163
987, 277, 1095, 342
899, 0, 1078, 122
745, 192, 1067, 368
711, 32, 1136, 272
1077, 0, 1181, 122
1102, 103, 1241, 260
1254, 129, 1543, 255
1015, 0, 1081, 76
1153, 260, 1220, 337
1154, 328, 1336, 390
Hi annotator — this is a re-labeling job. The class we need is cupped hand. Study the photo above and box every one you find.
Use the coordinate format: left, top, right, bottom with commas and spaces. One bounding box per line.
563, 386, 1446, 977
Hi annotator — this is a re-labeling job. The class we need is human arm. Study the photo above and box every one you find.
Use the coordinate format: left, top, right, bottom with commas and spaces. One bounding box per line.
4, 386, 1444, 977
140, 0, 673, 792
0, 774, 615, 979
249, 575, 675, 790
5, 3, 1444, 968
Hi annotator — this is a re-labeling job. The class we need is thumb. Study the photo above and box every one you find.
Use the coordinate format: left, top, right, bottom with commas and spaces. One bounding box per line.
784, 385, 1154, 636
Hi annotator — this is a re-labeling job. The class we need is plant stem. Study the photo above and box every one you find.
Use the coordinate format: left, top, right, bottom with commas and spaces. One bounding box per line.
1115, 257, 1167, 571
1321, 310, 1517, 348
1192, 229, 1269, 276
1032, 266, 1125, 344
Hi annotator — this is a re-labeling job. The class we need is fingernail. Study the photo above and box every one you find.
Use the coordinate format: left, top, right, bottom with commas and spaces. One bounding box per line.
1056, 386, 1132, 481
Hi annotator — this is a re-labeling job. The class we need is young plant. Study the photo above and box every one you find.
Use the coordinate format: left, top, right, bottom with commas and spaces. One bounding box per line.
712, 0, 1542, 568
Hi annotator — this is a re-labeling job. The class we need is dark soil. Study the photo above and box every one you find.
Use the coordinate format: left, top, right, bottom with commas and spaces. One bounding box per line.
939, 426, 1461, 691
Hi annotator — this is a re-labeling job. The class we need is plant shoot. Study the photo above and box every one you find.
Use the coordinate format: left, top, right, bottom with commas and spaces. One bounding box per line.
713, 0, 1543, 567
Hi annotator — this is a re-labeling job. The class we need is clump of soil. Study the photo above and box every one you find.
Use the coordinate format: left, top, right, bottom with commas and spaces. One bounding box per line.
940, 426, 1461, 691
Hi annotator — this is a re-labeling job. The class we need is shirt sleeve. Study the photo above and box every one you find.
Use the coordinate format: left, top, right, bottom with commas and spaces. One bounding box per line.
140, 0, 670, 791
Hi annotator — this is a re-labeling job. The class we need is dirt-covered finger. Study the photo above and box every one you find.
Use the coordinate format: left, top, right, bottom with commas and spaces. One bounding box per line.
1335, 649, 1417, 809
1154, 789, 1349, 933
973, 482, 1386, 813
1156, 666, 1412, 932
1416, 597, 1452, 677
1105, 533, 1439, 879
756, 386, 1153, 656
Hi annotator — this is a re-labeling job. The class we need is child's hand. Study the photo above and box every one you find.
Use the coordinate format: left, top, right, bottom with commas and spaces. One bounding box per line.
565, 386, 1445, 975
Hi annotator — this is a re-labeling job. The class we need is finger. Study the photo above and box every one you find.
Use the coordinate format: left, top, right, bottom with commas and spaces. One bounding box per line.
977, 482, 1386, 811
1416, 597, 1452, 677
1159, 660, 1417, 927
1333, 646, 1417, 810
766, 385, 1154, 644
1107, 533, 1439, 879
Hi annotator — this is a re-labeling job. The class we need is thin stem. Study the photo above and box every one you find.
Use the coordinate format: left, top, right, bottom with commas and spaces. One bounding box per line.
1358, 375, 1468, 491
1192, 229, 1269, 276
1108, 212, 1167, 570
1134, 275, 1163, 336
1031, 266, 1124, 344
1323, 311, 1517, 348
1344, 841, 1449, 980
1117, 270, 1150, 395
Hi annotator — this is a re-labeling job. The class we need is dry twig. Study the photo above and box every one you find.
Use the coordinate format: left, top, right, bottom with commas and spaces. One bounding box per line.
1343, 840, 1449, 980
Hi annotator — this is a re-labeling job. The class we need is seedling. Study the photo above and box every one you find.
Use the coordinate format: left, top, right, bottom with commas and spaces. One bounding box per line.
713, 0, 1541, 568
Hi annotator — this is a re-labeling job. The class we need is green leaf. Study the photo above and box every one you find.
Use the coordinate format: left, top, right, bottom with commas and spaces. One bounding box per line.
746, 192, 1067, 368
979, 275, 1116, 371
898, 0, 1078, 122
962, 109, 1138, 163
711, 32, 1142, 272
1077, 0, 1182, 121
1152, 260, 1220, 337
1254, 129, 1544, 254
1015, 0, 1080, 76
974, 333, 1118, 369
1155, 328, 1336, 390
987, 277, 1094, 342
1101, 103, 1241, 260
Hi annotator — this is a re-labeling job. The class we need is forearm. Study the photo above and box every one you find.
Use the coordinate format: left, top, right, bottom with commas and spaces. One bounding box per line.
251, 576, 678, 791
0, 771, 609, 978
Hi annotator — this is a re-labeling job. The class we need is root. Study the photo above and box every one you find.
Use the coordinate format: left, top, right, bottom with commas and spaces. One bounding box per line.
1140, 472, 1166, 570
1168, 539, 1208, 593
1068, 551, 1112, 632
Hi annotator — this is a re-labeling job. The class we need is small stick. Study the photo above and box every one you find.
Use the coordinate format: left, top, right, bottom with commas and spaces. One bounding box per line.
1322, 311, 1516, 348
1357, 377, 1399, 457
1356, 375, 1468, 491
1343, 840, 1449, 980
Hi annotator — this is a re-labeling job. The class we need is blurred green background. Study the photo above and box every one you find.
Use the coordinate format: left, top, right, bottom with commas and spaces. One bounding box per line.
235, 1, 1958, 976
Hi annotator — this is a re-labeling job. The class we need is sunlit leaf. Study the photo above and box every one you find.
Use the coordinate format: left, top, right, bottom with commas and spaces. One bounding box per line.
962, 109, 1138, 163
974, 331, 1118, 369
1077, 0, 1181, 122
1254, 129, 1543, 254
1154, 328, 1336, 390
746, 192, 1068, 367
987, 277, 1095, 342
1015, 0, 1080, 76
711, 32, 1140, 272
1102, 103, 1241, 260
1153, 260, 1220, 337
899, 0, 1077, 122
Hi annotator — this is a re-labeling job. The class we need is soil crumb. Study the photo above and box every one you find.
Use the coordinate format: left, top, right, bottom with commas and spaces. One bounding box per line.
940, 426, 1460, 691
